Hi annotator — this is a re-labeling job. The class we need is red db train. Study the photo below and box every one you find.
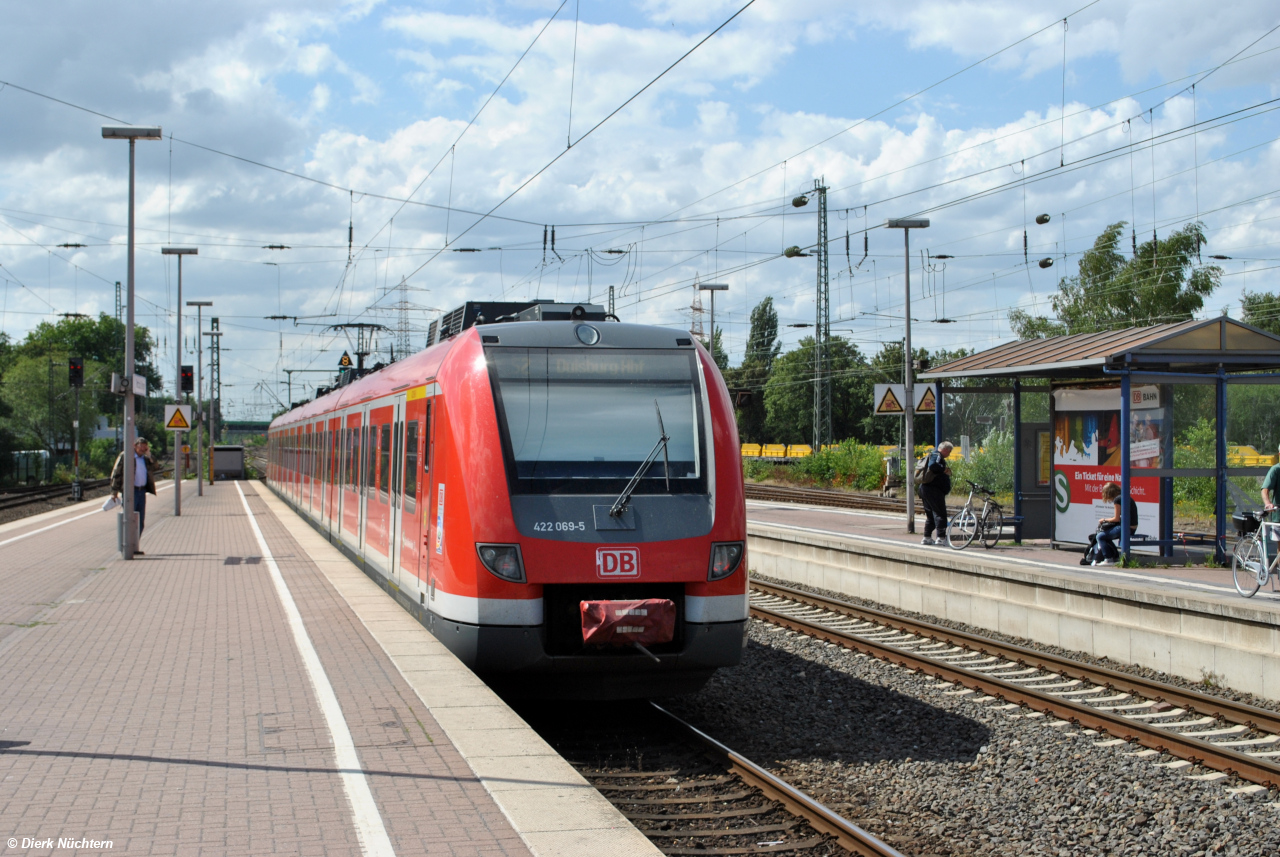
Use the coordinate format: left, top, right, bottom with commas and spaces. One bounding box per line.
266, 301, 747, 697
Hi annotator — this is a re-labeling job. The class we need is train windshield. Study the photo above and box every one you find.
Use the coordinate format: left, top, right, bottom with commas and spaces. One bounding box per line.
487, 348, 705, 493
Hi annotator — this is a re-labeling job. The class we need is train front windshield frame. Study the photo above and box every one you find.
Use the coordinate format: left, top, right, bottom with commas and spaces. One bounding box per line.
486, 347, 707, 495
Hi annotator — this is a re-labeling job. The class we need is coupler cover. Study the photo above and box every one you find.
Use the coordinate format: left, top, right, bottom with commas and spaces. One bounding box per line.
580, 599, 676, 646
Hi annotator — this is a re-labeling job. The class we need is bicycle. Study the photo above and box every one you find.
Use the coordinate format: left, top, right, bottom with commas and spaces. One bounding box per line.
947, 479, 1004, 550
1231, 510, 1280, 598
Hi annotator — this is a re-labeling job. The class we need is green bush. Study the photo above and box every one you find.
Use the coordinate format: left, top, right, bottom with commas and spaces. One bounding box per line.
785, 441, 886, 491
950, 430, 1014, 497
85, 438, 119, 479
742, 458, 775, 482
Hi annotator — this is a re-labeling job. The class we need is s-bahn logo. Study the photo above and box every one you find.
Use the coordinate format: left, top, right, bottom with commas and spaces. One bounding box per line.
597, 547, 640, 579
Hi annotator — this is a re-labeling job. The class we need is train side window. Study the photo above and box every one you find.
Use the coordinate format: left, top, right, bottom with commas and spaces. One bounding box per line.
367, 424, 377, 489
404, 421, 418, 502
380, 423, 391, 495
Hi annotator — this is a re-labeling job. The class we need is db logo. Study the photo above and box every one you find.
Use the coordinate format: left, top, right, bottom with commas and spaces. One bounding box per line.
597, 547, 640, 579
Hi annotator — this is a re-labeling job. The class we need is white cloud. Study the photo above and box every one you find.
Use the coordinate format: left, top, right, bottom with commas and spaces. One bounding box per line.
1, 0, 1276, 418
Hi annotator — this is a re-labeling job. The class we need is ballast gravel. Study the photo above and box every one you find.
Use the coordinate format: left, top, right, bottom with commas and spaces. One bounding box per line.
752, 573, 1280, 714
663, 620, 1280, 857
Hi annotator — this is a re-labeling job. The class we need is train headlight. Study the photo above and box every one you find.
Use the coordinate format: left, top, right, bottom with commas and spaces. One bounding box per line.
708, 542, 744, 581
476, 544, 526, 583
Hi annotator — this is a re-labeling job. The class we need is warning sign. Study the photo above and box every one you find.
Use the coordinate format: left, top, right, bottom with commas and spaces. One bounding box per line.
874, 385, 904, 415
164, 404, 193, 431
338, 351, 353, 368
873, 384, 938, 416
916, 386, 937, 414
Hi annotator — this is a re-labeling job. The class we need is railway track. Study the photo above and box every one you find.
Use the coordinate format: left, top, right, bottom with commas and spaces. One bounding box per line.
0, 478, 110, 512
750, 579, 1280, 793
744, 484, 917, 514
525, 701, 906, 857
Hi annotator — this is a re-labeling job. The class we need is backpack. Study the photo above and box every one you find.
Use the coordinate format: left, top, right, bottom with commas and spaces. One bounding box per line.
914, 453, 936, 485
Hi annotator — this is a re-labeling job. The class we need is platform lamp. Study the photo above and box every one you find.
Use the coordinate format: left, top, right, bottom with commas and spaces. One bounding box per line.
102, 124, 162, 560
187, 300, 212, 496
885, 217, 929, 534
697, 283, 729, 366
162, 247, 197, 516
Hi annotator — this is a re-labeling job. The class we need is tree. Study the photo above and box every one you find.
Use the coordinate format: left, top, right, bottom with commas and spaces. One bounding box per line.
763, 337, 873, 444
732, 298, 781, 443
19, 313, 162, 394
0, 354, 106, 457
1241, 290, 1280, 337
1008, 222, 1221, 338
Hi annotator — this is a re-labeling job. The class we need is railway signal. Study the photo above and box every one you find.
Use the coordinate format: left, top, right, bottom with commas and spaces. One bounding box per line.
180, 365, 194, 393
68, 357, 84, 388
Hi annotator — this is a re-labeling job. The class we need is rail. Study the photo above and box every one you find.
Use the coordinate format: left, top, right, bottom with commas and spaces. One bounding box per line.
651, 703, 907, 857
750, 579, 1280, 790
744, 483, 918, 513
0, 479, 111, 512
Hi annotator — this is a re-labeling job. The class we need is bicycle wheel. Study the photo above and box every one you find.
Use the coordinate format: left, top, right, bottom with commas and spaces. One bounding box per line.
982, 506, 1004, 549
948, 508, 978, 549
1233, 537, 1263, 598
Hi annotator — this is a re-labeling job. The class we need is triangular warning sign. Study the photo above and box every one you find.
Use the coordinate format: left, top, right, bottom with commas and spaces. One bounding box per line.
166, 410, 190, 430
917, 387, 936, 413
338, 351, 353, 368
876, 388, 904, 414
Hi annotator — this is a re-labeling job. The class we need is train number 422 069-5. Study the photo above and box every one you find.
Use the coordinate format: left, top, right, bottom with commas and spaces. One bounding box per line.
532, 521, 586, 532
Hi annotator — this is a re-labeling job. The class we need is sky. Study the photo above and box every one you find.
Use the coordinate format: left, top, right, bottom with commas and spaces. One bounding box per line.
2, 0, 1279, 418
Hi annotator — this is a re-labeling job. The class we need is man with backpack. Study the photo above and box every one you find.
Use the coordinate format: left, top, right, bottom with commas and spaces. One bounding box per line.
917, 441, 953, 545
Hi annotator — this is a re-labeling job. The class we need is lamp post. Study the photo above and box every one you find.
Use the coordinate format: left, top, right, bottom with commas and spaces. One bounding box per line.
697, 283, 729, 366
885, 217, 930, 533
162, 247, 197, 516
103, 125, 162, 560
187, 300, 212, 495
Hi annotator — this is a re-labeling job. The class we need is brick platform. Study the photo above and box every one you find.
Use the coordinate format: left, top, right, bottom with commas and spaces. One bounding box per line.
0, 481, 656, 856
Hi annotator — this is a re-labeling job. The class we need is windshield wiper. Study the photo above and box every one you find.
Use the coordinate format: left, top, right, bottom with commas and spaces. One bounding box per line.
609, 400, 671, 518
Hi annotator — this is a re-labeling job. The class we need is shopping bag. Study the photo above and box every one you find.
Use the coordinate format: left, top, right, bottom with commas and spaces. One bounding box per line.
101, 495, 121, 512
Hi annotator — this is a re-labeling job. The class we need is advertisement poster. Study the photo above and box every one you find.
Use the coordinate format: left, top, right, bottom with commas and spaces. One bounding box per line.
1052, 387, 1164, 545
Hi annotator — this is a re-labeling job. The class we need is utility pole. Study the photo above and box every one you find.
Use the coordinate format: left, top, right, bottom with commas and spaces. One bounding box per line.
162, 247, 196, 516
281, 369, 335, 408
187, 300, 212, 494
203, 327, 223, 481
813, 180, 831, 450
209, 317, 221, 446
326, 323, 388, 373
102, 124, 162, 560
886, 217, 930, 533
697, 283, 729, 367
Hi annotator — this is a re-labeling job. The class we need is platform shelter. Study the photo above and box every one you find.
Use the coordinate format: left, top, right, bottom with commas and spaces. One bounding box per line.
920, 317, 1280, 558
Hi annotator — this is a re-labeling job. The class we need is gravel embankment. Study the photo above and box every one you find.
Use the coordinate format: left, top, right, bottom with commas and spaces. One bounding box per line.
663, 621, 1280, 857
0, 485, 113, 526
753, 573, 1280, 714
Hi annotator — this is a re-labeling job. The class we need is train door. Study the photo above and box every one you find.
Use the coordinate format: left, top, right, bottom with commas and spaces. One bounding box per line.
305, 423, 315, 513
364, 403, 394, 572
416, 397, 436, 598
358, 406, 373, 554
342, 411, 362, 543
388, 395, 406, 588
400, 391, 426, 598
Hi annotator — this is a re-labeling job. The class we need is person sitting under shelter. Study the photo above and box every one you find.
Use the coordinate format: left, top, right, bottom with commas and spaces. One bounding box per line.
1093, 481, 1138, 566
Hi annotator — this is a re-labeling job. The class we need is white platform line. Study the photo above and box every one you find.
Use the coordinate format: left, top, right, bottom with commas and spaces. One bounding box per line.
235, 482, 396, 857
0, 482, 174, 549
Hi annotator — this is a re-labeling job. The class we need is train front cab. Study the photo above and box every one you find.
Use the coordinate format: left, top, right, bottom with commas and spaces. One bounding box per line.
427, 323, 748, 699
